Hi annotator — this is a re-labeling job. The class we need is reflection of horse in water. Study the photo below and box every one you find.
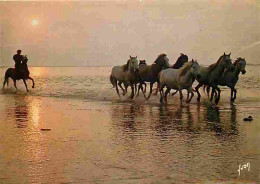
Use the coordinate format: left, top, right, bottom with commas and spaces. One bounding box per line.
3, 55, 35, 92
204, 102, 238, 136
13, 96, 29, 128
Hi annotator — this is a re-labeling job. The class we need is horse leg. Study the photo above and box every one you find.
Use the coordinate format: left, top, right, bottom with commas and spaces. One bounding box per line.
115, 81, 120, 97
210, 88, 215, 101
164, 87, 171, 103
144, 83, 147, 93
206, 86, 210, 97
23, 79, 29, 92
230, 87, 234, 102
186, 89, 190, 102
118, 82, 125, 95
171, 90, 178, 96
136, 83, 141, 97
28, 76, 35, 88
231, 88, 237, 102
129, 85, 134, 99
159, 83, 166, 103
13, 79, 18, 90
186, 87, 194, 103
147, 82, 154, 99
3, 79, 7, 90
195, 83, 203, 102
215, 87, 221, 104
179, 90, 183, 103
140, 84, 146, 98
153, 83, 159, 95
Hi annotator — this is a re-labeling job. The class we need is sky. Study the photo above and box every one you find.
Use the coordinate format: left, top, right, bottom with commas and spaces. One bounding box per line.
0, 0, 259, 66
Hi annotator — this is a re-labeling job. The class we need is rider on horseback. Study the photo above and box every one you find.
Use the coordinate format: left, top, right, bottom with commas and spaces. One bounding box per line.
3, 50, 35, 91
13, 50, 24, 75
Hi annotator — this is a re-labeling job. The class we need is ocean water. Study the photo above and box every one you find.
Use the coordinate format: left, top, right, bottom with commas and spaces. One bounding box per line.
0, 66, 259, 183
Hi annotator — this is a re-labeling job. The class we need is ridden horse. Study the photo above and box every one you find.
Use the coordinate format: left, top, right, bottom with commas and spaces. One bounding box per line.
110, 56, 139, 99
194, 53, 234, 104
205, 57, 246, 102
3, 55, 35, 92
137, 53, 170, 99
159, 59, 200, 103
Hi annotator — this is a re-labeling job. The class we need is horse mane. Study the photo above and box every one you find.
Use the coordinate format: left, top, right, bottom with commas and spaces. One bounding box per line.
208, 55, 223, 72
179, 61, 194, 78
154, 53, 166, 64
122, 59, 130, 71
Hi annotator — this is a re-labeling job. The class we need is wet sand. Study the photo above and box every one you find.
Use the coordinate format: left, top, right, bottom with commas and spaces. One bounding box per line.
0, 92, 259, 184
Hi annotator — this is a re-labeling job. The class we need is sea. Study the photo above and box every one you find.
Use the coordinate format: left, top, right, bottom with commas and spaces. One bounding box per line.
0, 66, 259, 184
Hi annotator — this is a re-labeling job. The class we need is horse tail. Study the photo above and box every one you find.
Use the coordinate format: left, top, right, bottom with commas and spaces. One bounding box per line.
110, 75, 115, 88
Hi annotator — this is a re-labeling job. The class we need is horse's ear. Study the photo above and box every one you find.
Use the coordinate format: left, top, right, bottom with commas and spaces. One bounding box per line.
129, 55, 132, 58
224, 52, 226, 56
192, 59, 194, 62
136, 56, 137, 58
228, 52, 231, 56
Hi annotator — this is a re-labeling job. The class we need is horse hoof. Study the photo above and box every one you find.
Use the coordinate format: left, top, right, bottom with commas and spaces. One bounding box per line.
160, 98, 163, 103
197, 97, 200, 102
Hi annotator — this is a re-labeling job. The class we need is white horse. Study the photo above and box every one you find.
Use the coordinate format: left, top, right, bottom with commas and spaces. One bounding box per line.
194, 53, 234, 104
110, 56, 139, 99
159, 59, 200, 103
206, 57, 246, 102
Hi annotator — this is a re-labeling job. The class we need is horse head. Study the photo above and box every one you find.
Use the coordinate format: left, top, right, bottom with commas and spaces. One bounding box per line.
139, 60, 146, 66
22, 55, 28, 64
235, 57, 247, 74
128, 55, 139, 72
154, 53, 170, 69
221, 52, 234, 71
190, 59, 200, 76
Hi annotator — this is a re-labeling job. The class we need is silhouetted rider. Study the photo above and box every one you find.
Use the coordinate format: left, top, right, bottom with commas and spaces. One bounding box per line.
13, 50, 23, 73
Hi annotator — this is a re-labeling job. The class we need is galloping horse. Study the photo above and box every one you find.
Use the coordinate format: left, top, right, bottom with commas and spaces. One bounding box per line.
159, 59, 200, 103
110, 56, 139, 99
3, 55, 35, 92
194, 53, 234, 104
205, 57, 246, 102
153, 53, 189, 95
137, 53, 170, 99
119, 60, 147, 96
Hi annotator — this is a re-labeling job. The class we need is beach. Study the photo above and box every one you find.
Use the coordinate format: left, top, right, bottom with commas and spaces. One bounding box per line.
0, 66, 259, 183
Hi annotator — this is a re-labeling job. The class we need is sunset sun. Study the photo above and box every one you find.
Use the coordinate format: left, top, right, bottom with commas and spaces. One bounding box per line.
31, 19, 38, 26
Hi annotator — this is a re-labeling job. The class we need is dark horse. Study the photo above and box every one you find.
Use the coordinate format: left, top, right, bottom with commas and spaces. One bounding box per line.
137, 53, 170, 99
3, 55, 35, 92
171, 53, 189, 69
